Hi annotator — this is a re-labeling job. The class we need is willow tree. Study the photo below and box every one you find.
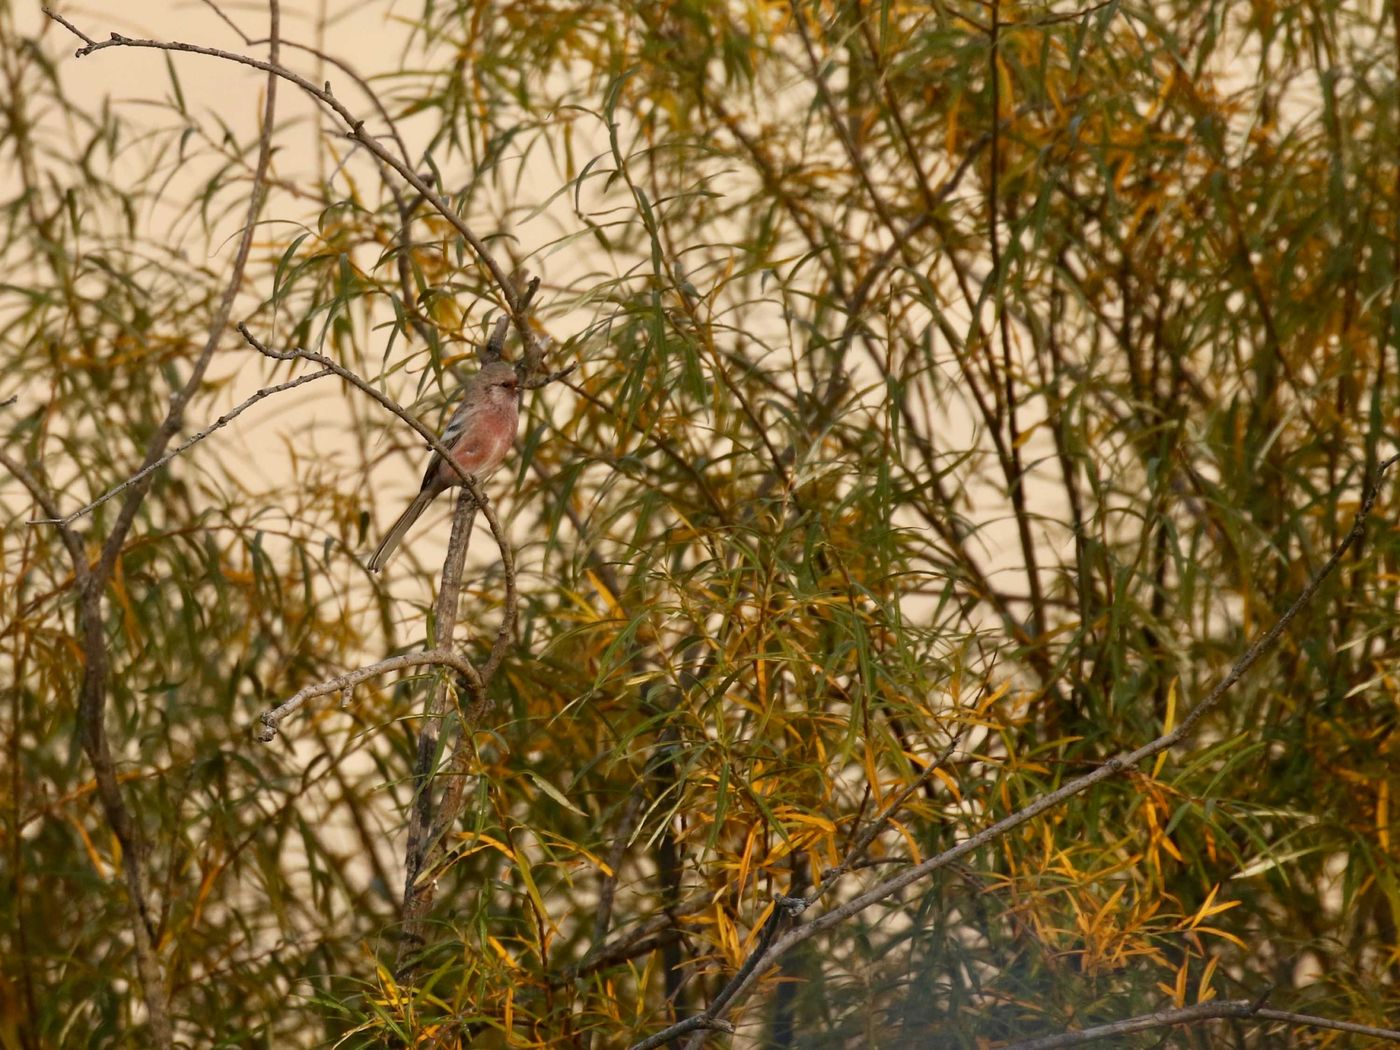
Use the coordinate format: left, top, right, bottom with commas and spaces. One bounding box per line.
4, 0, 1400, 1046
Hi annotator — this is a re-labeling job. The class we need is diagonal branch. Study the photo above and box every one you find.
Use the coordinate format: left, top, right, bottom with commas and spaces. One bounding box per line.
237, 327, 490, 494
30, 369, 334, 527
1001, 999, 1400, 1049
0, 449, 88, 583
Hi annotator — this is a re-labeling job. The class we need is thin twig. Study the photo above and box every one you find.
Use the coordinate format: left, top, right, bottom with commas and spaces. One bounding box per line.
254, 646, 482, 743
195, 0, 251, 44
236, 326, 487, 496
1000, 999, 1400, 1049
1253, 1008, 1400, 1043
41, 6, 95, 46
30, 369, 333, 527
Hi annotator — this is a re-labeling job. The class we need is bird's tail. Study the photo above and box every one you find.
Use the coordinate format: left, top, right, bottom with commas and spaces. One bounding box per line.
368, 490, 435, 571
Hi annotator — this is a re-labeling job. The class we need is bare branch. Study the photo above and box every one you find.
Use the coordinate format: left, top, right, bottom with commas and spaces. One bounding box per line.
41, 6, 95, 46
32, 9, 285, 1045
1253, 1008, 1400, 1043
255, 646, 482, 743
237, 326, 484, 493
630, 1016, 735, 1050
397, 488, 478, 969
30, 369, 334, 527
1001, 1000, 1400, 1049
195, 0, 251, 44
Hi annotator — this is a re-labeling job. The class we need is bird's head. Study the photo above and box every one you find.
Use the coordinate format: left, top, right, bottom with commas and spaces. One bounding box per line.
477, 360, 520, 403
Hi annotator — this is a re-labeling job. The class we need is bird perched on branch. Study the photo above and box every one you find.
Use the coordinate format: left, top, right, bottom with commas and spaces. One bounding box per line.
367, 360, 520, 571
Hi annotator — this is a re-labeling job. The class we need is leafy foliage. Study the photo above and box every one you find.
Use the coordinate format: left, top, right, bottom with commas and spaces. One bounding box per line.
3, 0, 1400, 1046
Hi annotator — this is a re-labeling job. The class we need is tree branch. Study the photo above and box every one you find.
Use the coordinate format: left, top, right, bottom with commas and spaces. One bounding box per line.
36, 8, 284, 1045
30, 369, 334, 527
236, 326, 490, 496
0, 449, 88, 583
254, 646, 483, 743
397, 488, 478, 969
1001, 999, 1400, 1049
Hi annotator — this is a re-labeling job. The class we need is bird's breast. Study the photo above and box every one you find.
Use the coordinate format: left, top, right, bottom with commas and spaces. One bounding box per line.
440, 401, 518, 482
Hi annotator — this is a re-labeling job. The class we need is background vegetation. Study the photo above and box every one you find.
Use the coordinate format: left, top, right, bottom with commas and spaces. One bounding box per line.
3, 0, 1400, 1045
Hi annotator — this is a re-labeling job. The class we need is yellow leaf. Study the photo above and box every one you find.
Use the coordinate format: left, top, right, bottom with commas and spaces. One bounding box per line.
932, 765, 962, 802
511, 842, 556, 936
488, 936, 520, 970
586, 569, 623, 618
715, 906, 740, 966
1379, 780, 1391, 853
888, 817, 923, 865
783, 811, 836, 833
976, 680, 1013, 715
1153, 678, 1178, 778
1192, 925, 1248, 950
741, 900, 776, 955
66, 815, 109, 878
1198, 955, 1220, 1003
1172, 957, 1189, 1007
1158, 831, 1185, 863
452, 832, 515, 860
1188, 885, 1241, 929
737, 823, 760, 893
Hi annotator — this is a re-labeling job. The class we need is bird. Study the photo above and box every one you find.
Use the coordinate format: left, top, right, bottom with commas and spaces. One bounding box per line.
367, 359, 520, 571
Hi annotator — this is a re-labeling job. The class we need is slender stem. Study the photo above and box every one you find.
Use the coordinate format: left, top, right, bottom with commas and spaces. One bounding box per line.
1001, 1000, 1400, 1049
32, 369, 334, 527
397, 489, 476, 970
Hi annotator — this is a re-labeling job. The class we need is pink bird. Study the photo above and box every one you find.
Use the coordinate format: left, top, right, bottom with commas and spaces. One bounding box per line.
368, 360, 520, 571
